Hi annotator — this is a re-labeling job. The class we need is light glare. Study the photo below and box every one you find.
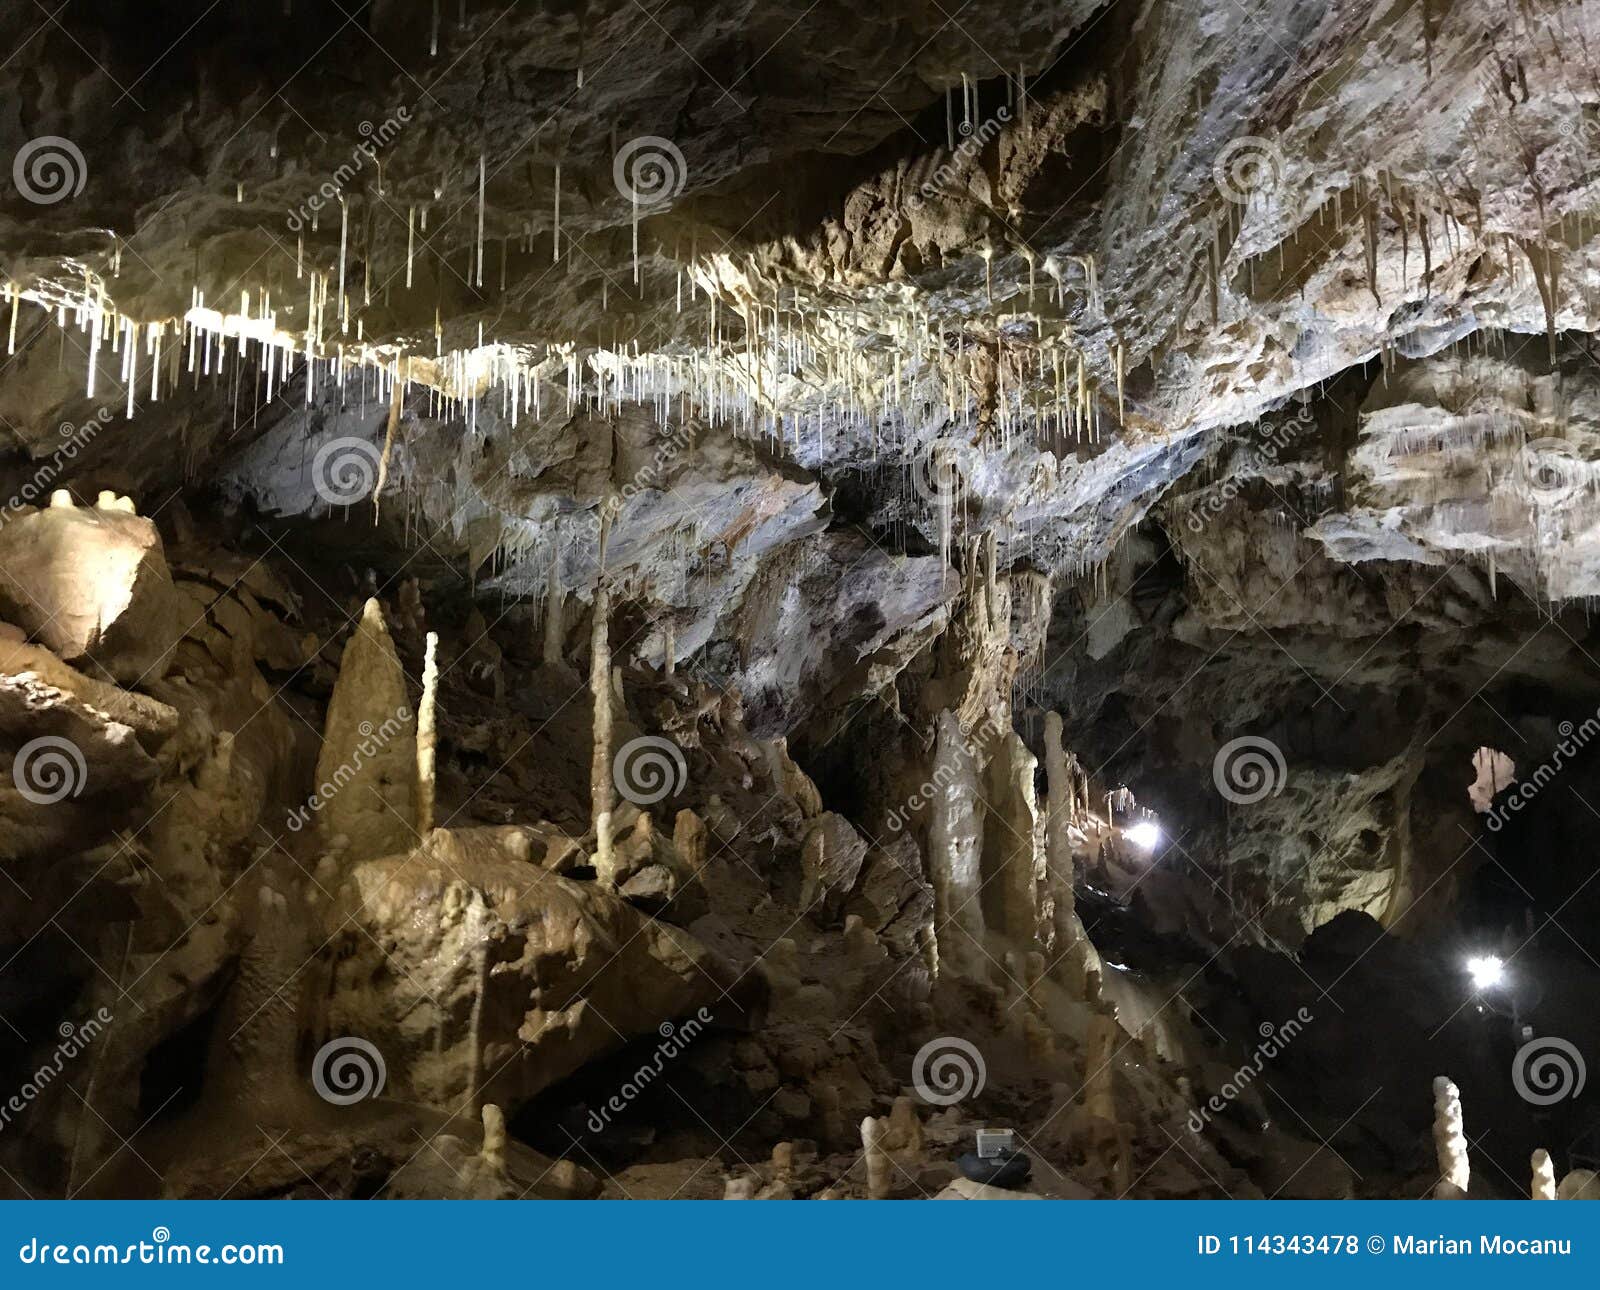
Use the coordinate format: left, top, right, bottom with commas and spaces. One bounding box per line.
1466, 954, 1505, 990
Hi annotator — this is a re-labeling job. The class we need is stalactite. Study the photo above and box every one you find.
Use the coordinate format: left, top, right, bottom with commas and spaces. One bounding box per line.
372, 363, 405, 522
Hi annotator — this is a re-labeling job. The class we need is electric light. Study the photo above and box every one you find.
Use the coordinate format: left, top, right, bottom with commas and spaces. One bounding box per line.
1125, 820, 1162, 851
1465, 954, 1505, 990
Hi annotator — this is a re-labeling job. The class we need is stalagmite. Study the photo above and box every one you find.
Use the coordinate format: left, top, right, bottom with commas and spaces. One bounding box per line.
480, 1104, 507, 1173
1432, 1076, 1469, 1199
1532, 1149, 1556, 1200
416, 631, 439, 834
315, 599, 418, 863
928, 710, 987, 978
985, 730, 1044, 946
861, 1115, 892, 1199
590, 499, 617, 884
542, 548, 564, 666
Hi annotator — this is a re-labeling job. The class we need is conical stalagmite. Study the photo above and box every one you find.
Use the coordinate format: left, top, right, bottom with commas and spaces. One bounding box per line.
316, 598, 417, 863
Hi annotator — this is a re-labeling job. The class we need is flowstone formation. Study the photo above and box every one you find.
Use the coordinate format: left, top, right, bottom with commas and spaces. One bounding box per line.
2, 0, 1600, 1202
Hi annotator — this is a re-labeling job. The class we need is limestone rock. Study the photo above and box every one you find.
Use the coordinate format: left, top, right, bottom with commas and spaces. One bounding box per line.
324, 833, 753, 1113
0, 505, 181, 684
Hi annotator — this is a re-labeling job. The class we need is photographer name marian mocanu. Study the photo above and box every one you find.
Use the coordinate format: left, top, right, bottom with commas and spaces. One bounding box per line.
1393, 1234, 1570, 1256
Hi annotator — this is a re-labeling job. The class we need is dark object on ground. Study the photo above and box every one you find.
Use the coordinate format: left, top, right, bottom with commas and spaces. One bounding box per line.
957, 1149, 1032, 1189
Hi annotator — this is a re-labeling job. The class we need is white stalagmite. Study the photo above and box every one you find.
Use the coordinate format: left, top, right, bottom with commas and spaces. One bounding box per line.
590, 500, 617, 884
861, 1115, 891, 1199
1532, 1149, 1556, 1200
1432, 1076, 1469, 1199
417, 630, 439, 834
